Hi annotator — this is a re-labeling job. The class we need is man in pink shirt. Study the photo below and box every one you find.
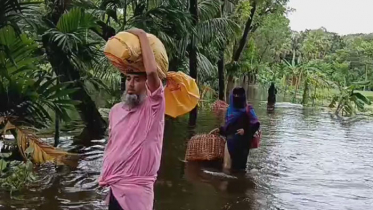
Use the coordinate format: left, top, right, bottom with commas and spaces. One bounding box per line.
99, 28, 165, 210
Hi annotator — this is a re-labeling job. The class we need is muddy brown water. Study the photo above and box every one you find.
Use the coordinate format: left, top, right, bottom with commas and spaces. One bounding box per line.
1, 97, 373, 210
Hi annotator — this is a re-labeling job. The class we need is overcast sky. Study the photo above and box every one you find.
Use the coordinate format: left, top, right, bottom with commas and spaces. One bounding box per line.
287, 0, 373, 35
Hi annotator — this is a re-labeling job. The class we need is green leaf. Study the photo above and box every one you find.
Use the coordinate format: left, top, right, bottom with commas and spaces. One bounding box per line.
48, 87, 79, 100
352, 92, 372, 105
24, 146, 34, 155
56, 8, 98, 33
28, 173, 36, 181
54, 100, 81, 105
197, 0, 221, 21
25, 160, 33, 171
0, 153, 12, 158
0, 160, 8, 172
196, 18, 240, 46
37, 78, 58, 94
100, 0, 120, 9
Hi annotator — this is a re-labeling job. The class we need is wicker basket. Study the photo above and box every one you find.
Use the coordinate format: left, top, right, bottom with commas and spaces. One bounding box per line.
211, 100, 229, 115
185, 129, 226, 161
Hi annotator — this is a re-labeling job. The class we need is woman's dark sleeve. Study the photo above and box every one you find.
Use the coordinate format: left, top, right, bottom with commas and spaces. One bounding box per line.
244, 105, 260, 137
244, 122, 260, 138
219, 126, 226, 136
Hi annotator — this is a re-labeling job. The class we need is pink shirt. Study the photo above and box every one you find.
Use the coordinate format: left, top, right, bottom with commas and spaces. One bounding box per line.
98, 83, 165, 210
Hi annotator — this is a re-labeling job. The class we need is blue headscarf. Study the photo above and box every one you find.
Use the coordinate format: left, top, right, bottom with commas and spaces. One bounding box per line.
224, 88, 247, 130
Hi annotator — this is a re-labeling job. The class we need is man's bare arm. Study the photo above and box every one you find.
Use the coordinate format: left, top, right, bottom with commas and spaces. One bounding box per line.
127, 29, 160, 92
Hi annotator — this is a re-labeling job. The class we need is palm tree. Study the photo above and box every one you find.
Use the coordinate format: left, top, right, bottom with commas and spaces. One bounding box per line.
0, 26, 76, 127
37, 3, 109, 139
0, 0, 76, 127
0, 2, 78, 165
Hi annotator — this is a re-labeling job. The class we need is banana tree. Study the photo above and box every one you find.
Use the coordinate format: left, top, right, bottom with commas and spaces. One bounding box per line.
329, 81, 372, 116
281, 58, 304, 103
300, 65, 332, 106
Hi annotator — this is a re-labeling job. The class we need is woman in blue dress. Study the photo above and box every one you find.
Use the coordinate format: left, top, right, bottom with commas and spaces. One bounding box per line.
219, 87, 260, 171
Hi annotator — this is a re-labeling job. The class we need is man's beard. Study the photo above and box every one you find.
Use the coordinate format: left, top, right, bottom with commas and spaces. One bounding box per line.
121, 92, 146, 108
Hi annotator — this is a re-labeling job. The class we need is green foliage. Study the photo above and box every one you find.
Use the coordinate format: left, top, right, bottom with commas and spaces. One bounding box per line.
0, 159, 36, 193
0, 26, 78, 127
4, 0, 373, 127
50, 7, 101, 54
0, 159, 8, 171
0, 0, 39, 32
249, 19, 373, 113
231, 0, 252, 25
329, 82, 372, 116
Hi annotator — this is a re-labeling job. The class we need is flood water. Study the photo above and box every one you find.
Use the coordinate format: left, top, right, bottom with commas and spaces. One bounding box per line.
1, 90, 373, 210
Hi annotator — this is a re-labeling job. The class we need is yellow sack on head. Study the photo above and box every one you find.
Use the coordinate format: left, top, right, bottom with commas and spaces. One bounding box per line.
165, 72, 200, 118
104, 31, 168, 79
104, 31, 200, 118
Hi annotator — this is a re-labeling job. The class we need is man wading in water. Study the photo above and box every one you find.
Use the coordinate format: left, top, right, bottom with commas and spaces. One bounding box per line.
99, 28, 165, 210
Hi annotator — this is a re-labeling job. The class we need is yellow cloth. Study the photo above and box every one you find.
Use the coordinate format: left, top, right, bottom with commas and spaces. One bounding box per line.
164, 72, 200, 118
104, 31, 168, 79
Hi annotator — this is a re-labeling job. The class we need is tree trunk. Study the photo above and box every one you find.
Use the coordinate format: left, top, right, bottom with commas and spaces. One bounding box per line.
247, 72, 256, 85
232, 0, 257, 61
123, 0, 127, 29
218, 50, 225, 101
44, 3, 108, 140
242, 75, 247, 87
169, 57, 182, 71
312, 86, 317, 106
301, 78, 309, 105
217, 0, 226, 101
226, 0, 257, 100
54, 76, 60, 147
188, 0, 198, 127
43, 38, 107, 140
226, 75, 234, 103
54, 113, 60, 147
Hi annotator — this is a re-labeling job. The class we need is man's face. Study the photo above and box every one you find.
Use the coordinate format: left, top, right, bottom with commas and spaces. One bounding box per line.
126, 74, 146, 95
123, 74, 147, 108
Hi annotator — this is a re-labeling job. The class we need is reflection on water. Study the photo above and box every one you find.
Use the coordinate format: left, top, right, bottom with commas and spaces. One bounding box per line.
1, 100, 373, 210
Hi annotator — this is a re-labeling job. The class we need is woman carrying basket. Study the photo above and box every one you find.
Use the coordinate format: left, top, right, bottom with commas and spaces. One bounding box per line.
217, 87, 260, 171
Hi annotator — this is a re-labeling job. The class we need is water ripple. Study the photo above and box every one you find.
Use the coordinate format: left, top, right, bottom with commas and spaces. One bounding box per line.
1, 102, 373, 210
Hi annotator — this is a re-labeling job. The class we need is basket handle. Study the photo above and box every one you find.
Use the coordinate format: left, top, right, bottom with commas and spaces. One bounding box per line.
209, 128, 220, 135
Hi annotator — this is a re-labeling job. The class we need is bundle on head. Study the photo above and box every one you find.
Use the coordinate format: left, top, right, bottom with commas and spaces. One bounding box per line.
104, 32, 168, 79
104, 30, 201, 118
